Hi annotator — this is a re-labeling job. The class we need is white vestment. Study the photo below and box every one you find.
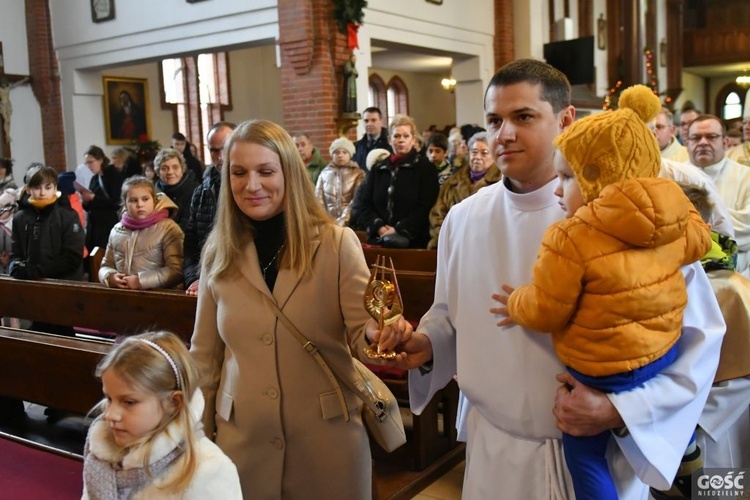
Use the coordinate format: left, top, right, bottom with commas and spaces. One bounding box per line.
698, 376, 750, 468
409, 178, 725, 499
690, 157, 750, 276
661, 137, 689, 163
660, 158, 734, 238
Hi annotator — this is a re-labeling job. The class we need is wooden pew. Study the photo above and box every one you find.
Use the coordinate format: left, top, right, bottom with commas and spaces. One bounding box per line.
0, 276, 196, 341
88, 246, 105, 283
0, 329, 108, 415
367, 270, 460, 471
362, 246, 437, 273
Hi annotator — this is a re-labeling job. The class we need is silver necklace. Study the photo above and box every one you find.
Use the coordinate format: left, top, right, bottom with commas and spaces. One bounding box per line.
261, 245, 283, 280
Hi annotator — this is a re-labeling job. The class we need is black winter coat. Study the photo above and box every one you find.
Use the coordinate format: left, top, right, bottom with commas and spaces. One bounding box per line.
353, 128, 392, 172
156, 170, 200, 233
183, 166, 220, 287
83, 165, 124, 252
355, 148, 439, 248
9, 199, 85, 280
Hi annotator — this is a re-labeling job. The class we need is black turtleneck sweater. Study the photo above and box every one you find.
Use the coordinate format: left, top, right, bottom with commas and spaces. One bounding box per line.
252, 212, 285, 291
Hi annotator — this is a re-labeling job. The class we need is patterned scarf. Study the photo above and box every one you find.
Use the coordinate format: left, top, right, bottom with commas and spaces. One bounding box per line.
83, 441, 185, 500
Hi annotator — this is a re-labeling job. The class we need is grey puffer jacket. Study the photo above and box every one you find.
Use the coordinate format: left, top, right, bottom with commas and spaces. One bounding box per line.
99, 193, 184, 289
315, 161, 365, 226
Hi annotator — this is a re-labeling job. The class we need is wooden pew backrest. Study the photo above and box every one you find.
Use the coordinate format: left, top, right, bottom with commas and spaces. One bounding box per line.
362, 247, 437, 273
0, 277, 197, 341
88, 246, 105, 283
395, 270, 436, 323
0, 329, 108, 414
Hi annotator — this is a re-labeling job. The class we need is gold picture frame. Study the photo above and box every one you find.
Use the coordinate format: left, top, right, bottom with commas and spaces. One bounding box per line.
103, 76, 151, 145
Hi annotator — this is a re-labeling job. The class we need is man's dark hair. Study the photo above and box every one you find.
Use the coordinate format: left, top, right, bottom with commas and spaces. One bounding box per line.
689, 114, 727, 136
485, 59, 571, 113
425, 132, 448, 151
362, 107, 383, 118
0, 158, 13, 176
172, 132, 187, 141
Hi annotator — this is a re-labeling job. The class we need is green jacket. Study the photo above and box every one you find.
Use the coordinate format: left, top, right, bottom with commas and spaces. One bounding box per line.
306, 148, 327, 185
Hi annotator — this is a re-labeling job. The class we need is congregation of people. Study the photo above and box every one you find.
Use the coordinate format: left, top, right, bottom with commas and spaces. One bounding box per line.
1, 58, 750, 499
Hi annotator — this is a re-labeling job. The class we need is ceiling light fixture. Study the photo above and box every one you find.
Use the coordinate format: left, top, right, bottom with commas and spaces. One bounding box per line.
737, 75, 750, 87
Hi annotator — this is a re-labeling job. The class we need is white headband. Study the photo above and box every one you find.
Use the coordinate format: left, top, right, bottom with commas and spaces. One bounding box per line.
139, 339, 181, 390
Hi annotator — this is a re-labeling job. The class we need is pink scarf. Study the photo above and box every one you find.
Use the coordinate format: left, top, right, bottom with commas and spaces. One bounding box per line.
121, 208, 169, 231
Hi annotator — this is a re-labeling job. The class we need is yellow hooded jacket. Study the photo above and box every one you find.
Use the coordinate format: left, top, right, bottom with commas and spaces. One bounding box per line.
508, 178, 712, 376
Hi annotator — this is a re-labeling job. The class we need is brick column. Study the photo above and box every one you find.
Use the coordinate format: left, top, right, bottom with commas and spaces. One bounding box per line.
278, 0, 350, 160
25, 0, 66, 172
494, 0, 515, 71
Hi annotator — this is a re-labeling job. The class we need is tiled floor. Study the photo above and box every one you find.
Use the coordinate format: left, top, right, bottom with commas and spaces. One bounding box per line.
412, 460, 465, 500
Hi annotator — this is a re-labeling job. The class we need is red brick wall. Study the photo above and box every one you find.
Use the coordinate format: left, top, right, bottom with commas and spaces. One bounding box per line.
278, 0, 350, 161
25, 0, 66, 172
494, 0, 515, 71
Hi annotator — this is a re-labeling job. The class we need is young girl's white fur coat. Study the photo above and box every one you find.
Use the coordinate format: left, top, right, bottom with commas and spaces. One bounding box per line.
82, 390, 242, 499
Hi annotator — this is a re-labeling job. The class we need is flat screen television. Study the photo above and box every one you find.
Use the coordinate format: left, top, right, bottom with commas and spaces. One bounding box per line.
543, 36, 595, 85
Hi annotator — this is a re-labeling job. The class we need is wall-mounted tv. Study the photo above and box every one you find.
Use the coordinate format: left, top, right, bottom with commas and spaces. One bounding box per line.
543, 36, 595, 85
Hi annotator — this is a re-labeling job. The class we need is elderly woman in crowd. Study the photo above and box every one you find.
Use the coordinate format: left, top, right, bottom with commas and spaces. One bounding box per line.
428, 131, 501, 249
154, 148, 199, 232
355, 114, 439, 248
190, 119, 410, 499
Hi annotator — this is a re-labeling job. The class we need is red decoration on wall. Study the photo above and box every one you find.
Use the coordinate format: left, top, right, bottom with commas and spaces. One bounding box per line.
347, 23, 360, 50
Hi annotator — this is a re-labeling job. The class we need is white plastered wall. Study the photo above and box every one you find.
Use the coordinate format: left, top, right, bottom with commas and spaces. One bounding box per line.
356, 0, 495, 131
0, 0, 44, 185
48, 0, 280, 170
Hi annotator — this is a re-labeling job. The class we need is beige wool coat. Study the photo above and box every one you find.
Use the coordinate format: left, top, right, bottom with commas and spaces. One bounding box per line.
190, 224, 373, 500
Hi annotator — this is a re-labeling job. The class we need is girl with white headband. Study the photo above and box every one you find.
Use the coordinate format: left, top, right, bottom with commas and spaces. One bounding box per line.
82, 331, 241, 499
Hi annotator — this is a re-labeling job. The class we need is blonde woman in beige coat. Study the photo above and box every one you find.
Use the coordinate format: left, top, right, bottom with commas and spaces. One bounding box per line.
190, 119, 412, 499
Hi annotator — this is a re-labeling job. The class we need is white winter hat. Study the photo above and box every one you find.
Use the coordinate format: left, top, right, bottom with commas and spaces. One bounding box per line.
366, 148, 390, 170
329, 137, 355, 157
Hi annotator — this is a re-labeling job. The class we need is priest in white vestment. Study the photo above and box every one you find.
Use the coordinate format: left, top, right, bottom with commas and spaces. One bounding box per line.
369, 60, 726, 500
685, 115, 750, 277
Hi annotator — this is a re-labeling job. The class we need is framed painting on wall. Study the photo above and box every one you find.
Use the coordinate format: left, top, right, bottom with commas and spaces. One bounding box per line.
103, 77, 150, 145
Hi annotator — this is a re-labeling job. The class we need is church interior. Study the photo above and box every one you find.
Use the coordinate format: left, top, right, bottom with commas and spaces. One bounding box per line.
0, 0, 749, 498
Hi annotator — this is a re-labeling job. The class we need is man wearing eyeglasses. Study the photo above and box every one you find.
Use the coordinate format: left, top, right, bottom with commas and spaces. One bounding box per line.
726, 113, 750, 167
184, 121, 237, 295
686, 114, 750, 277
652, 107, 689, 162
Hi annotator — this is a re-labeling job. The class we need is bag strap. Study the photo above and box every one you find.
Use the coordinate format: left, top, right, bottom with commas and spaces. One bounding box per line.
263, 295, 386, 422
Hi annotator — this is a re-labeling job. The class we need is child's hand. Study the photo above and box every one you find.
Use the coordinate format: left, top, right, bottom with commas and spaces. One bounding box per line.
490, 284, 516, 327
123, 274, 142, 290
107, 273, 129, 289
0, 251, 8, 267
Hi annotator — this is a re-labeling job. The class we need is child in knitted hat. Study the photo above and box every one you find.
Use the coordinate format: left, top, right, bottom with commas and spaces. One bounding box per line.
314, 137, 365, 226
490, 85, 713, 500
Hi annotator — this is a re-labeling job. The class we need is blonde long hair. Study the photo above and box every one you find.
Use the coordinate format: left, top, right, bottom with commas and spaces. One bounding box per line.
202, 119, 332, 280
93, 331, 200, 493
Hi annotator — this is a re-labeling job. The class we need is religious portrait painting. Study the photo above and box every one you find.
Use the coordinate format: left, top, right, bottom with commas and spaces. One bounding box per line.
103, 77, 150, 145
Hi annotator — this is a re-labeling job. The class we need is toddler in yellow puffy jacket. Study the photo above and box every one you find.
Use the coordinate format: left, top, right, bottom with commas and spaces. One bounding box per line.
491, 85, 712, 500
